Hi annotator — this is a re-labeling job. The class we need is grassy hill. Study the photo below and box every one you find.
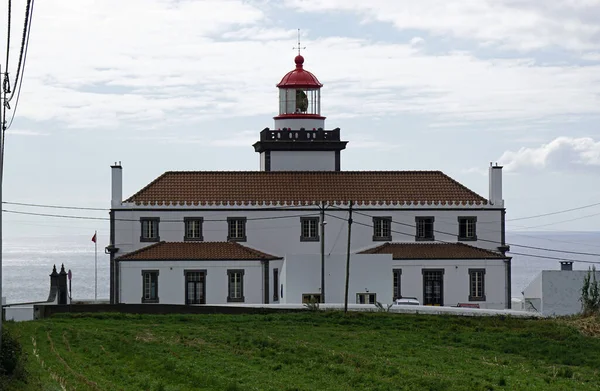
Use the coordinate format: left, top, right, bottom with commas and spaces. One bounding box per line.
4, 311, 600, 391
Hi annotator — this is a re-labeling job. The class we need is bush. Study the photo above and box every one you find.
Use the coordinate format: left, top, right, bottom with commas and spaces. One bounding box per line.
580, 266, 600, 316
0, 326, 25, 377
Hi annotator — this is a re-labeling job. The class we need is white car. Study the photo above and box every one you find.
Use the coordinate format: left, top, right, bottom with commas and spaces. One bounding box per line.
395, 297, 420, 306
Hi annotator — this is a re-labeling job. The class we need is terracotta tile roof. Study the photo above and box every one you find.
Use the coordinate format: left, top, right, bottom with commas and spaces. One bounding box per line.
117, 241, 281, 261
358, 242, 507, 260
124, 171, 487, 206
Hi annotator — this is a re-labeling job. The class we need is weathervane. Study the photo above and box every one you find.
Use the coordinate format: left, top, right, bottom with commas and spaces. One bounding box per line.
293, 28, 306, 55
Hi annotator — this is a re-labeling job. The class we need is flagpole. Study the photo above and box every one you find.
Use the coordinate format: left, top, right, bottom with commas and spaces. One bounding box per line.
94, 230, 97, 302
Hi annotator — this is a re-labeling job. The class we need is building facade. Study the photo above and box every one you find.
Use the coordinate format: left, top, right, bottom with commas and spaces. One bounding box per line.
107, 53, 511, 309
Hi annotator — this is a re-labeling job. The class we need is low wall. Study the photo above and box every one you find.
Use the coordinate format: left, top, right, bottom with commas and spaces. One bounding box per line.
33, 303, 541, 320
34, 303, 302, 319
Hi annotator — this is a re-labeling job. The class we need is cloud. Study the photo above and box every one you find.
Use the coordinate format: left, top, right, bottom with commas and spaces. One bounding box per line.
283, 0, 600, 51
2, 0, 600, 133
498, 136, 600, 172
6, 129, 50, 137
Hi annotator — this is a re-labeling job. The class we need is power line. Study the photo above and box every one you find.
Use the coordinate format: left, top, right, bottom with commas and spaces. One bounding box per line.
506, 201, 600, 222
4, 201, 108, 211
2, 208, 320, 223
324, 212, 600, 265
7, 0, 32, 102
326, 207, 600, 258
5, 0, 34, 129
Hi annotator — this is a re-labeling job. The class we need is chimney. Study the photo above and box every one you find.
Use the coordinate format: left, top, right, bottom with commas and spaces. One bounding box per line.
489, 162, 503, 207
111, 162, 123, 208
560, 261, 573, 271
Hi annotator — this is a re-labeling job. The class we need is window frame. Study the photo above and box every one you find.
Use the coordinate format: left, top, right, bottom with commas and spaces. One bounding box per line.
356, 293, 377, 304
140, 217, 160, 242
184, 269, 207, 305
184, 217, 204, 241
458, 216, 478, 241
415, 216, 435, 241
227, 217, 247, 242
141, 270, 159, 303
468, 268, 486, 302
372, 216, 392, 241
227, 269, 245, 303
300, 217, 320, 242
392, 269, 402, 301
273, 268, 279, 302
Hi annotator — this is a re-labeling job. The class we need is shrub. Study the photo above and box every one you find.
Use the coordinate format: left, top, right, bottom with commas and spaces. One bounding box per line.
0, 326, 26, 378
580, 266, 600, 316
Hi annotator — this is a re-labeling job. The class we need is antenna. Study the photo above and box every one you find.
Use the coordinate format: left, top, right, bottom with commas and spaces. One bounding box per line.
293, 28, 306, 55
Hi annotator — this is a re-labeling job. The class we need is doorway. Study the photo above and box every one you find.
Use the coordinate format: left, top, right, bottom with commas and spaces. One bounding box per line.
185, 270, 206, 305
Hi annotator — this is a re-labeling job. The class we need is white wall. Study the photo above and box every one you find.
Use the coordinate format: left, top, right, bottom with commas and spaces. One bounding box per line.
113, 207, 504, 258
269, 150, 335, 171
281, 254, 507, 308
525, 270, 600, 316
273, 118, 325, 130
119, 260, 264, 305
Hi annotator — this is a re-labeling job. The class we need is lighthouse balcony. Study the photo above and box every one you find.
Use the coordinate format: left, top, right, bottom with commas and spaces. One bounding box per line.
258, 127, 342, 143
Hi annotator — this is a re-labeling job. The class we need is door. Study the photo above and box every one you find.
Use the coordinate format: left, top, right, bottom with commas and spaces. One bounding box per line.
185, 271, 206, 305
423, 270, 444, 306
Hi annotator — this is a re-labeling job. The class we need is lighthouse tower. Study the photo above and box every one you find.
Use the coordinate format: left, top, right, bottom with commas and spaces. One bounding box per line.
253, 54, 348, 171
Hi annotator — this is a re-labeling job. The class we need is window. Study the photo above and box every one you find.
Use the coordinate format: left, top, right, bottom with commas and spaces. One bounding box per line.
356, 293, 377, 304
469, 269, 486, 301
415, 217, 435, 241
300, 217, 320, 241
227, 217, 247, 242
458, 217, 477, 241
227, 269, 245, 302
184, 218, 203, 241
141, 270, 159, 303
392, 269, 402, 301
302, 293, 321, 304
373, 217, 392, 241
140, 218, 160, 242
273, 268, 279, 301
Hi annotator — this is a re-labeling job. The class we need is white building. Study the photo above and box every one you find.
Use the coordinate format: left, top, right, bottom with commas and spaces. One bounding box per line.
107, 52, 511, 309
522, 261, 600, 316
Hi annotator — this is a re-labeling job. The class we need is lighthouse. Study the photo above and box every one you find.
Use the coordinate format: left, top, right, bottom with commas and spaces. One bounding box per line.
253, 54, 348, 171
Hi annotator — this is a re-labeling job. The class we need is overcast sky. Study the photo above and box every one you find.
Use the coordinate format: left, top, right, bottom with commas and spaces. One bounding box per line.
1, 0, 599, 241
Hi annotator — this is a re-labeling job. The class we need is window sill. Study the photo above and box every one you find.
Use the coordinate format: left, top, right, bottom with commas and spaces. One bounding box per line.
415, 236, 435, 241
227, 297, 245, 303
140, 237, 160, 243
458, 237, 477, 242
300, 236, 320, 242
227, 237, 247, 243
142, 299, 160, 304
468, 296, 486, 302
184, 237, 204, 242
372, 236, 392, 242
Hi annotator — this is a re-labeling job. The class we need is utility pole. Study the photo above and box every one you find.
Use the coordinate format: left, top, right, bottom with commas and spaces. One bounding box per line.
343, 202, 353, 313
320, 202, 325, 303
0, 64, 5, 349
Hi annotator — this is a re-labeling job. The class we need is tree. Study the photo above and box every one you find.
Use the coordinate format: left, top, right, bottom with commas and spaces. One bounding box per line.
580, 265, 600, 316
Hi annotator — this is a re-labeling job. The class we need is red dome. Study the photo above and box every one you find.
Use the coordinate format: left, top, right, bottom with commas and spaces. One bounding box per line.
276, 55, 323, 89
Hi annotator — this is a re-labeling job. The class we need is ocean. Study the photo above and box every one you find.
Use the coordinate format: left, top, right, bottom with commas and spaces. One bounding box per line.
3, 231, 599, 304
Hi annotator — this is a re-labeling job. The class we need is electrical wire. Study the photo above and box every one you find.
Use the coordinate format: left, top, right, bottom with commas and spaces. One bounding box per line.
6, 0, 34, 129
2, 209, 320, 223
324, 212, 600, 265
7, 0, 32, 102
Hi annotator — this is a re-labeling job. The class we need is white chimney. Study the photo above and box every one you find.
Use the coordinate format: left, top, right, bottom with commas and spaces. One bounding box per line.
111, 162, 123, 208
489, 162, 503, 207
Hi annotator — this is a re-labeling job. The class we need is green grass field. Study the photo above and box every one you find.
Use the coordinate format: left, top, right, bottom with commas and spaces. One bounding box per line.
5, 311, 600, 391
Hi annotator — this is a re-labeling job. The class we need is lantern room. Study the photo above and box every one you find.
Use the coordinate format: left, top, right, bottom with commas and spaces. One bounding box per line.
274, 55, 325, 130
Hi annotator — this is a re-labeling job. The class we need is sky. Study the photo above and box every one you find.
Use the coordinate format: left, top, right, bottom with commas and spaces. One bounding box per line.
1, 0, 600, 242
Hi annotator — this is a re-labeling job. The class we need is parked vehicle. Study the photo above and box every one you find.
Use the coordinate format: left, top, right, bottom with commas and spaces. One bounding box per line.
395, 297, 420, 306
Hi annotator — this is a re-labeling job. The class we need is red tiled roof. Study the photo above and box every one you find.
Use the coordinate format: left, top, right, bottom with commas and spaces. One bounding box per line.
124, 171, 487, 206
116, 241, 281, 261
359, 242, 506, 260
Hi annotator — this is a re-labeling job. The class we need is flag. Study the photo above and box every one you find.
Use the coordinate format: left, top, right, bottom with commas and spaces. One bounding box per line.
92, 232, 97, 243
